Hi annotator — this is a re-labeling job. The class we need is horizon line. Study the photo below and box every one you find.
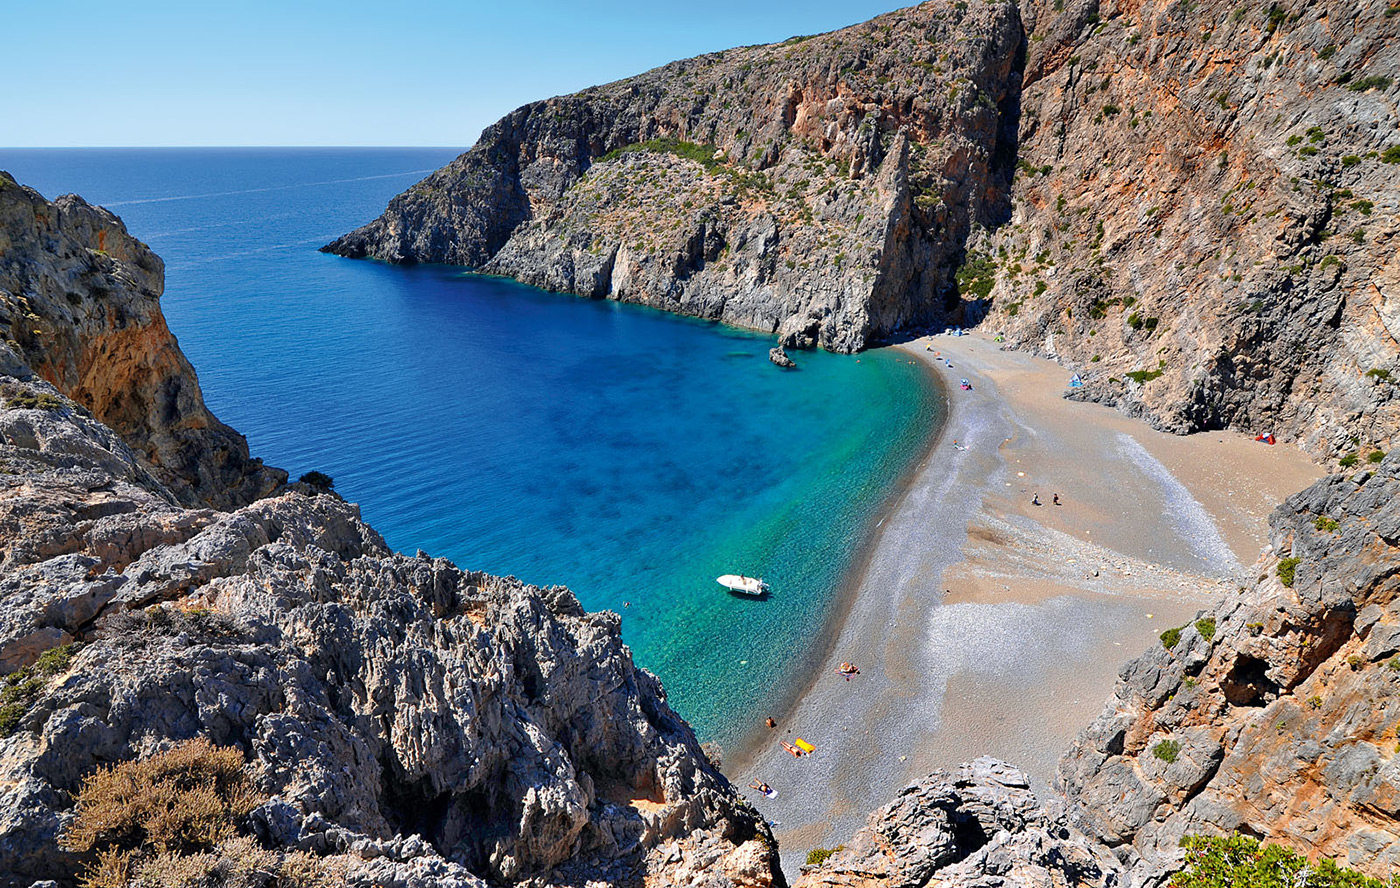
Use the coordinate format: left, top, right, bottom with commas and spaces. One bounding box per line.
0, 145, 467, 151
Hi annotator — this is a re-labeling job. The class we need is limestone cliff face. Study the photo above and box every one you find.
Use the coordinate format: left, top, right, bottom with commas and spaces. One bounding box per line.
325, 0, 1024, 352
1058, 456, 1400, 880
0, 190, 780, 887
0, 172, 285, 510
977, 0, 1399, 458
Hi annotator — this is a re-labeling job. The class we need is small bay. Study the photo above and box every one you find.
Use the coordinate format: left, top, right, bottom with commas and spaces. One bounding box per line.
0, 148, 942, 749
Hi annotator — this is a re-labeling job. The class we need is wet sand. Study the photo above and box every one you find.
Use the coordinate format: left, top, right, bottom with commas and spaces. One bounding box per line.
730, 331, 1323, 875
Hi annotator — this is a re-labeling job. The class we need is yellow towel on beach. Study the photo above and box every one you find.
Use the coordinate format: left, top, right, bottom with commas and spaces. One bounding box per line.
794, 738, 816, 753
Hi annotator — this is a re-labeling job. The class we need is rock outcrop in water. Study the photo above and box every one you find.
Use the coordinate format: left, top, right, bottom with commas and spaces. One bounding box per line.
1058, 455, 1400, 879
0, 180, 780, 887
977, 0, 1399, 458
0, 172, 284, 510
325, 0, 1025, 352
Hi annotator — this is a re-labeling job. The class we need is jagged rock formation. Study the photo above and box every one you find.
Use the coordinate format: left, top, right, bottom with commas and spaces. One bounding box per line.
325, 0, 1024, 352
0, 190, 780, 887
792, 758, 1121, 888
977, 0, 1399, 458
0, 172, 284, 510
1059, 455, 1400, 880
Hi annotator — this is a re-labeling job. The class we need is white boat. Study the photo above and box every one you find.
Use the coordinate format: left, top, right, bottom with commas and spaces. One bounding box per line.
717, 574, 769, 596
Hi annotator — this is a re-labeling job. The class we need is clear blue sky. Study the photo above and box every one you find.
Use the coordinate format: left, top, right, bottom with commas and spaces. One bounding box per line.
10, 0, 909, 148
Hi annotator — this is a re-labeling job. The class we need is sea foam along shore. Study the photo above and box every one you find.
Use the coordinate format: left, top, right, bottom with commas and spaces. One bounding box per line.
730, 329, 1324, 876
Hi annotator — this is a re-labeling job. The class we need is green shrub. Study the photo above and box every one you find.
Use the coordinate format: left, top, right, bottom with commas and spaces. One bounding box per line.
1153, 739, 1182, 763
1368, 449, 1386, 463
600, 138, 721, 171
4, 390, 67, 411
1347, 75, 1393, 92
955, 251, 997, 301
1339, 452, 1360, 468
806, 846, 844, 866
1170, 834, 1396, 888
1161, 626, 1184, 649
1383, 145, 1400, 164
1195, 618, 1216, 642
1314, 515, 1340, 532
1277, 556, 1301, 587
1341, 154, 1362, 167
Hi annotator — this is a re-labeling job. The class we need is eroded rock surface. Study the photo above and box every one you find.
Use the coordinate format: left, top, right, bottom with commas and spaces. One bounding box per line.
0, 181, 779, 888
0, 172, 284, 509
793, 758, 1121, 888
1059, 455, 1400, 880
325, 0, 1024, 352
978, 0, 1399, 457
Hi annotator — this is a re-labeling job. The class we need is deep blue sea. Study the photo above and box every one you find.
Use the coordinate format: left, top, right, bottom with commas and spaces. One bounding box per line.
0, 148, 941, 750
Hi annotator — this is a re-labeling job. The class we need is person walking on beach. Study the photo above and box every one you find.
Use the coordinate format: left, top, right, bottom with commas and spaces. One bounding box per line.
1032, 493, 1041, 506
1053, 493, 1061, 506
765, 716, 777, 729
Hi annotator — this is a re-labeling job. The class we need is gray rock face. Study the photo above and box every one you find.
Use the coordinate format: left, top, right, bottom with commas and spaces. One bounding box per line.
977, 0, 1399, 458
0, 172, 285, 510
0, 393, 781, 888
0, 184, 780, 888
1058, 455, 1400, 881
793, 758, 1121, 888
325, 0, 1025, 352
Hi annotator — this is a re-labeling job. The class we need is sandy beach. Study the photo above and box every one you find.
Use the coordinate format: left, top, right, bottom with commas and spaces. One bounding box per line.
730, 331, 1323, 875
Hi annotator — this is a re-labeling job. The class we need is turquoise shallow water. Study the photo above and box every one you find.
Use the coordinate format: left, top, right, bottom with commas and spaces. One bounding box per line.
0, 149, 941, 749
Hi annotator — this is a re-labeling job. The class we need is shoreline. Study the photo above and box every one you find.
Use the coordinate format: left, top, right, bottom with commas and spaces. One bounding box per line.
729, 330, 1324, 875
725, 350, 951, 770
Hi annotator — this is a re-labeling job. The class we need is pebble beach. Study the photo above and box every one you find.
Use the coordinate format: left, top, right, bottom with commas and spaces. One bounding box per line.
731, 330, 1324, 875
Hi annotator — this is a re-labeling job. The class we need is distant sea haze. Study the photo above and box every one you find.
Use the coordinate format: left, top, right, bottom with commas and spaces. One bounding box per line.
0, 148, 941, 748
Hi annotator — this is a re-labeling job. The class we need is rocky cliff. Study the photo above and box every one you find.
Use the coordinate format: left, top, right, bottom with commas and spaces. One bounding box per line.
979, 0, 1399, 458
0, 184, 780, 887
0, 172, 284, 510
329, 0, 1397, 456
1058, 455, 1400, 880
791, 759, 1121, 888
325, 0, 1024, 352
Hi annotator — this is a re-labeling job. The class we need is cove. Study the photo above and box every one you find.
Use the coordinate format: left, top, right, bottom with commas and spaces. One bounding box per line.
0, 148, 942, 749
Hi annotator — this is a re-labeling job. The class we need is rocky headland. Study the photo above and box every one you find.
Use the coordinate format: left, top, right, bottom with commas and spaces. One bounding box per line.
329, 0, 1397, 461
325, 0, 1025, 352
0, 178, 780, 888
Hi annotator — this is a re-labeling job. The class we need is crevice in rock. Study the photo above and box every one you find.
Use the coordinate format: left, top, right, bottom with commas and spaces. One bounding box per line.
1220, 654, 1280, 707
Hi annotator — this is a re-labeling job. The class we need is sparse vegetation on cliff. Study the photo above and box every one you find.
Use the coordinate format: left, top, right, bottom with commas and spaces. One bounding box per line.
1170, 835, 1397, 888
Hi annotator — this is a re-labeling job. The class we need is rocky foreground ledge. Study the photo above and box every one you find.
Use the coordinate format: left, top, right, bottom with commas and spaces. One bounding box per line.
0, 178, 780, 888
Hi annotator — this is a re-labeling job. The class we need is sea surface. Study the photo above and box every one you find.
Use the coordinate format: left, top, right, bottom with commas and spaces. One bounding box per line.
0, 148, 941, 749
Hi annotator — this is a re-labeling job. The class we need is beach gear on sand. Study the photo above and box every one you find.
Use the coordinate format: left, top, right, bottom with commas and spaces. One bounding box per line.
794, 738, 816, 754
1069, 373, 1084, 388
749, 779, 778, 798
1255, 432, 1276, 445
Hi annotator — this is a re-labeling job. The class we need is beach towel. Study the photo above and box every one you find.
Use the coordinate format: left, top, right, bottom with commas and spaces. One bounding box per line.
794, 738, 816, 754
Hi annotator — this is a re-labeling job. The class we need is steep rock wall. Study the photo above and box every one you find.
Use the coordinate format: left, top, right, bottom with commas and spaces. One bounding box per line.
976, 0, 1399, 458
0, 173, 285, 509
325, 0, 1025, 352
